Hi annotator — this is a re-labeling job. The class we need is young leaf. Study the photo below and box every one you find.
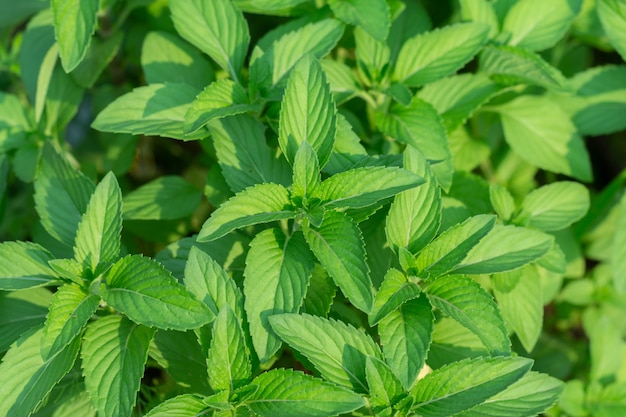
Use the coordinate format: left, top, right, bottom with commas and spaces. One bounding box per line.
411, 356, 533, 417
489, 184, 516, 222
92, 83, 208, 140
279, 55, 337, 168
208, 305, 251, 392
413, 215, 496, 279
292, 141, 321, 200
516, 181, 590, 231
144, 394, 207, 417
81, 315, 155, 417
355, 27, 391, 87
393, 22, 490, 86
386, 146, 441, 254
495, 95, 592, 182
0, 327, 80, 417
51, 0, 98, 72
365, 356, 406, 411
209, 114, 292, 193
244, 229, 314, 363
101, 255, 214, 330
379, 296, 434, 390
425, 275, 510, 355
169, 0, 250, 82
122, 176, 202, 220
246, 368, 365, 417
41, 284, 99, 360
268, 313, 383, 392
329, 0, 389, 41
0, 288, 51, 352
613, 193, 626, 293
0, 241, 58, 290
321, 59, 361, 103
369, 268, 421, 326
459, 0, 499, 38
197, 182, 295, 242
303, 210, 374, 313
73, 172, 122, 273
597, 0, 626, 62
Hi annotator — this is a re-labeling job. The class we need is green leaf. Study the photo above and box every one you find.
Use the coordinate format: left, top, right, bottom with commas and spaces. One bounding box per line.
0, 92, 31, 133
73, 172, 122, 273
428, 317, 489, 369
144, 394, 207, 417
19, 10, 55, 109
0, 288, 51, 352
184, 79, 257, 135
413, 215, 496, 279
495, 95, 592, 182
411, 356, 534, 417
502, 0, 582, 51
81, 315, 154, 417
244, 229, 314, 362
613, 193, 626, 293
208, 305, 251, 391
493, 266, 543, 353
34, 144, 95, 246
386, 147, 441, 254
141, 31, 215, 91
303, 210, 374, 313
320, 59, 361, 104
455, 371, 563, 417
279, 55, 337, 168
489, 184, 516, 222
292, 141, 321, 200
41, 284, 99, 360
92, 83, 208, 140
51, 0, 99, 72
233, 0, 311, 15
169, 0, 249, 82
246, 368, 366, 417
301, 264, 337, 317
516, 181, 590, 231
459, 0, 499, 38
425, 275, 510, 355
0, 327, 80, 417
268, 313, 383, 392
0, 241, 58, 290
44, 62, 84, 135
0, 0, 47, 27
122, 176, 201, 221
198, 182, 295, 242
365, 356, 406, 411
102, 255, 214, 330
71, 31, 123, 88
329, 0, 390, 41
369, 268, 421, 326
354, 27, 391, 87
315, 166, 424, 210
393, 22, 490, 86
598, 0, 626, 62
379, 296, 434, 390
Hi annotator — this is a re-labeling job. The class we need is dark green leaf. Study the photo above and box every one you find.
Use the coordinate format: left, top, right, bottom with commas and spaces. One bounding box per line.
0, 288, 51, 352
123, 176, 202, 220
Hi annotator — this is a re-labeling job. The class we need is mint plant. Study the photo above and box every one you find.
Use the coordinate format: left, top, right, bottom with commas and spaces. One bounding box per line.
1, 0, 626, 416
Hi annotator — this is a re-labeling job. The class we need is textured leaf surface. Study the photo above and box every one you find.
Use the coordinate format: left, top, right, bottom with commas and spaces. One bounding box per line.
51, 0, 98, 71
598, 0, 626, 62
144, 394, 207, 417
518, 181, 590, 231
102, 255, 214, 330
426, 275, 510, 355
0, 289, 51, 352
365, 356, 406, 411
123, 176, 201, 220
303, 211, 374, 313
247, 369, 365, 417
244, 229, 314, 362
328, 0, 390, 41
292, 140, 321, 200
369, 268, 421, 326
0, 241, 58, 290
198, 182, 295, 242
613, 193, 626, 293
269, 313, 383, 392
81, 316, 154, 417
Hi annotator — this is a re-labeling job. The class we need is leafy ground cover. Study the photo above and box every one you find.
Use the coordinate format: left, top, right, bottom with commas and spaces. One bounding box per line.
1, 0, 626, 416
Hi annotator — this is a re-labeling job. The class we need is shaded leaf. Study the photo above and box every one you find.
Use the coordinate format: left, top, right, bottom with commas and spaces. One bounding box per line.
51, 0, 98, 72
123, 176, 202, 220
0, 241, 58, 290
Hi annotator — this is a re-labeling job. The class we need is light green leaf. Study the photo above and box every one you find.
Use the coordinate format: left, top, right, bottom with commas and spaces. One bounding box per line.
41, 284, 99, 360
365, 356, 406, 411
268, 313, 383, 392
102, 255, 214, 330
411, 356, 533, 417
414, 215, 496, 279
314, 166, 424, 210
123, 176, 201, 220
598, 0, 626, 62
426, 275, 510, 355
0, 92, 31, 132
92, 83, 208, 140
73, 172, 122, 273
613, 192, 626, 293
493, 266, 543, 353
279, 55, 337, 167
51, 0, 99, 72
517, 181, 590, 231
0, 327, 80, 417
141, 31, 214, 91
208, 305, 251, 392
303, 210, 374, 313
244, 229, 314, 363
197, 182, 295, 242
369, 268, 421, 326
428, 317, 489, 369
169, 0, 249, 82
386, 146, 441, 254
0, 289, 51, 352
329, 0, 389, 41
379, 296, 434, 390
354, 27, 390, 87
320, 59, 361, 104
387, 1, 432, 64
19, 10, 55, 109
233, 0, 311, 15
34, 144, 95, 246
144, 394, 207, 417
246, 368, 365, 417
502, 0, 582, 51
459, 0, 499, 38
292, 141, 321, 200
0, 241, 58, 290
81, 315, 154, 417
393, 22, 490, 86
489, 184, 516, 222
586, 312, 623, 383
495, 95, 592, 181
